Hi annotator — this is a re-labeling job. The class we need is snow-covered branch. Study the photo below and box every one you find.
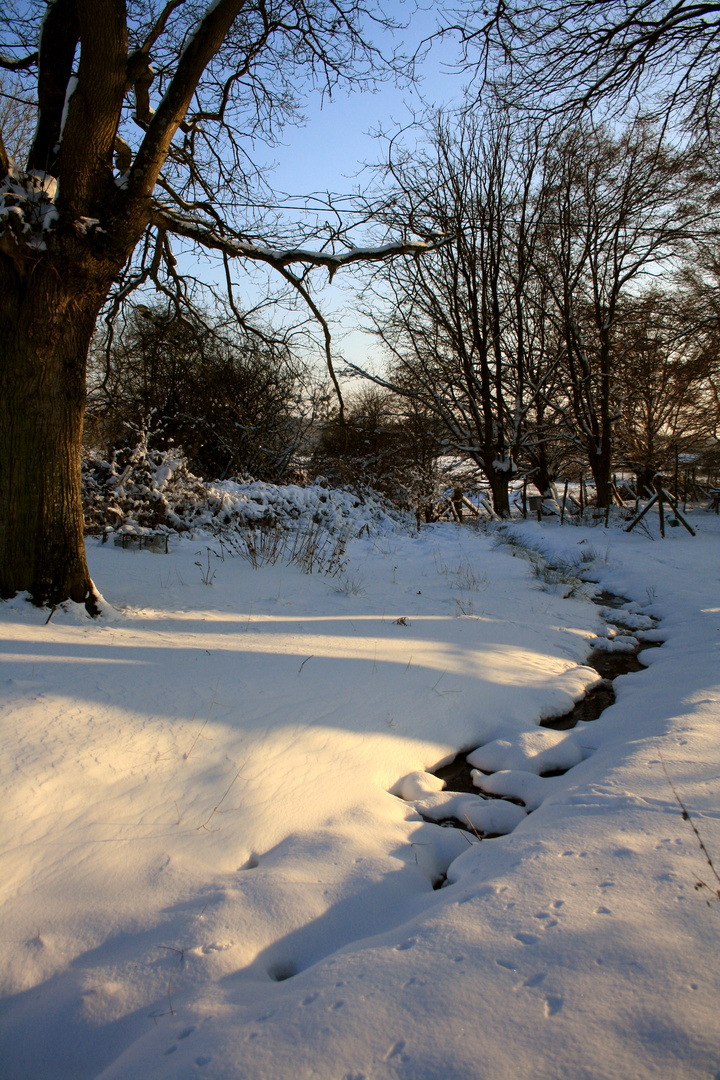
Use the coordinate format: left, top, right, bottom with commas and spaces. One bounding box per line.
150, 203, 450, 278
0, 52, 38, 72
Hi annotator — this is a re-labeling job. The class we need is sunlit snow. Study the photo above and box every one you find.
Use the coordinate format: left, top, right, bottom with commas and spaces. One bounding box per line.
1, 510, 718, 1080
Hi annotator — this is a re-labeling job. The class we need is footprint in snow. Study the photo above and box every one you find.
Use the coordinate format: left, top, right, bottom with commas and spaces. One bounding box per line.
384, 1040, 408, 1062
514, 932, 539, 946
544, 996, 564, 1017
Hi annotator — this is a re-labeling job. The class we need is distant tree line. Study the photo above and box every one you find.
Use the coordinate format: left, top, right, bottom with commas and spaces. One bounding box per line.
349, 108, 720, 513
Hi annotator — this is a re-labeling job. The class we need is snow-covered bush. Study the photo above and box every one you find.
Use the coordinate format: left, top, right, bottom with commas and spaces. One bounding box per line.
82, 431, 408, 538
82, 429, 209, 535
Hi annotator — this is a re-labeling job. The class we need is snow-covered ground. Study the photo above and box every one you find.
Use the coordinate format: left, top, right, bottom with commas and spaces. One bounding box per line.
1, 508, 719, 1080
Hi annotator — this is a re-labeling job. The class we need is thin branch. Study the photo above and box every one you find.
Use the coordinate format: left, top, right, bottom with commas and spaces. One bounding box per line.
660, 754, 720, 903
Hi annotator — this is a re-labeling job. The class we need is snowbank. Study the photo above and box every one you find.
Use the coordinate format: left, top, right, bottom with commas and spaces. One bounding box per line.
1, 509, 719, 1080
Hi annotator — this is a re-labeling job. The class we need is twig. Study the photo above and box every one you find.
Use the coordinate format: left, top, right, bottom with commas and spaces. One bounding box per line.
156, 944, 185, 1018
463, 814, 485, 843
184, 678, 220, 760
298, 655, 313, 675
196, 771, 242, 832
660, 755, 720, 905
157, 944, 185, 961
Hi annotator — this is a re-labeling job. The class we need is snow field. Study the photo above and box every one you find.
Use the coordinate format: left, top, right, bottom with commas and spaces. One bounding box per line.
1, 512, 719, 1079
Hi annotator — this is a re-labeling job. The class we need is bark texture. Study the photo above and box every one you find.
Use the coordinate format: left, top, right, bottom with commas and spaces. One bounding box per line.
0, 253, 111, 605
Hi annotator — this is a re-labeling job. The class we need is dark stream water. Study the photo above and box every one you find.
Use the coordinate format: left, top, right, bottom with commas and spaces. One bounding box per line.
431, 590, 661, 810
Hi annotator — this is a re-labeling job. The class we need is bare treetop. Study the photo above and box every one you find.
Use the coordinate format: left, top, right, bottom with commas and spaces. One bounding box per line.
448, 0, 720, 129
1, 0, 414, 226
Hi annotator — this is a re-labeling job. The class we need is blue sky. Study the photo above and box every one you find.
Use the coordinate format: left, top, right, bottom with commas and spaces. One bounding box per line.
267, 10, 468, 199
246, 5, 470, 374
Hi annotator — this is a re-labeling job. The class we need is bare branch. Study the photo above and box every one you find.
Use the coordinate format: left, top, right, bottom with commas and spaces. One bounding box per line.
0, 128, 9, 178
27, 0, 79, 173
55, 0, 128, 213
127, 0, 249, 205
0, 53, 38, 72
275, 263, 345, 423
137, 0, 186, 60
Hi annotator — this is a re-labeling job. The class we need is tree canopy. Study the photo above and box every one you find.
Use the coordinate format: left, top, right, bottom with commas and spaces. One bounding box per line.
0, 0, 441, 607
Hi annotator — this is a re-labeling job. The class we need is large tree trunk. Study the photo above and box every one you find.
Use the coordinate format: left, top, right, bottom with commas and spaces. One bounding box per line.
0, 260, 107, 607
486, 466, 512, 517
588, 444, 612, 509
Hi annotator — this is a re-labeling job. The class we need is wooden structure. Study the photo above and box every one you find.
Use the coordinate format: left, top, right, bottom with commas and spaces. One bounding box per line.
624, 475, 696, 537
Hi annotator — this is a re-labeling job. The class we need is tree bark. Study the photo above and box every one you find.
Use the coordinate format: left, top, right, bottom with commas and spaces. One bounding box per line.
486, 466, 512, 517
588, 444, 612, 509
0, 257, 110, 606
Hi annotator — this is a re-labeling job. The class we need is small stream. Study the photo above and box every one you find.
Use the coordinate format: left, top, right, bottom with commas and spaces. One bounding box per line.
423, 589, 662, 841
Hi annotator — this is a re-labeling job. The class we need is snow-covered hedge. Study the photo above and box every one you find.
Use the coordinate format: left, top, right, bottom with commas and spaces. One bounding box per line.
82, 438, 407, 538
203, 478, 406, 535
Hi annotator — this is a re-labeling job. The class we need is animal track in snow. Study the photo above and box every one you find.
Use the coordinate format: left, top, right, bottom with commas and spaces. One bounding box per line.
544, 995, 564, 1017
384, 1039, 409, 1062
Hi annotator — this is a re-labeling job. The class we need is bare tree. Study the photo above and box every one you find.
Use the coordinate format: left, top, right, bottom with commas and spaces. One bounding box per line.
609, 292, 711, 491
0, 0, 438, 608
453, 0, 720, 131
673, 253, 720, 470
532, 118, 701, 506
355, 108, 559, 516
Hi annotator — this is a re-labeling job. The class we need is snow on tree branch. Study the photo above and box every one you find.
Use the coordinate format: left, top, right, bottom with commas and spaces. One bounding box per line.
150, 203, 451, 278
0, 52, 38, 72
